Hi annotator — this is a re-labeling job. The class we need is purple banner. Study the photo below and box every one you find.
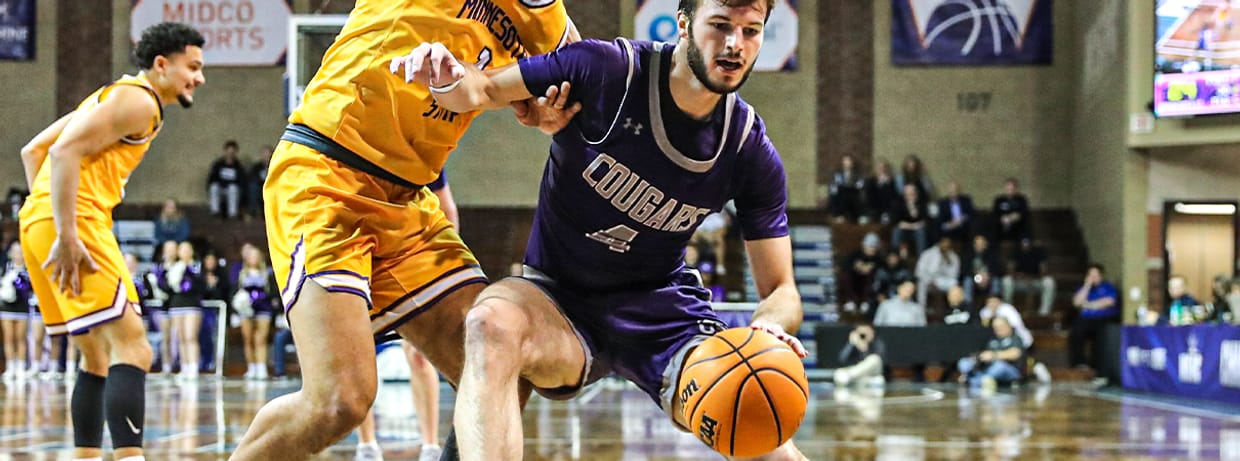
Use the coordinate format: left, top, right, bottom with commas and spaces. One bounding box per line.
1154, 70, 1240, 117
1122, 325, 1240, 405
0, 0, 35, 61
891, 0, 1053, 66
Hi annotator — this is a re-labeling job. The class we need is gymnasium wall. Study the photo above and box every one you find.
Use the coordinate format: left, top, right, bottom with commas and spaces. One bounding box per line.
870, 0, 1079, 208
0, 1, 57, 193
1070, 0, 1132, 303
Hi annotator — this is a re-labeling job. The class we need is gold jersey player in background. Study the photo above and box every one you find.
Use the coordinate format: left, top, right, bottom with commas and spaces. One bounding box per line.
18, 22, 205, 461
230, 1, 580, 459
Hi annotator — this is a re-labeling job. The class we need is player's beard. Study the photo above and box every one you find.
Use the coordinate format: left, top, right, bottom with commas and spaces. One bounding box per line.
178, 94, 193, 108
686, 25, 753, 95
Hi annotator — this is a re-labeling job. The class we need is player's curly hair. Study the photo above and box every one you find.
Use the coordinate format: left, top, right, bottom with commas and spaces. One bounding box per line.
134, 22, 205, 70
678, 0, 776, 22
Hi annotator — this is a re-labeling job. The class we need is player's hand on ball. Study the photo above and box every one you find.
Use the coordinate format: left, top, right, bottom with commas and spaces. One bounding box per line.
390, 42, 465, 88
513, 81, 582, 135
750, 321, 808, 358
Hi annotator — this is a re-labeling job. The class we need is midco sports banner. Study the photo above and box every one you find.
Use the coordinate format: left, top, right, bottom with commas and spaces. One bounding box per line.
0, 0, 35, 61
634, 0, 799, 71
891, 0, 1053, 66
1122, 325, 1240, 404
131, 0, 291, 66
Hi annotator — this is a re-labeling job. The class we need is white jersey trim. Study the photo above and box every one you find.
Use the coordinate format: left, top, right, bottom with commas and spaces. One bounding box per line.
584, 38, 638, 146
648, 44, 734, 173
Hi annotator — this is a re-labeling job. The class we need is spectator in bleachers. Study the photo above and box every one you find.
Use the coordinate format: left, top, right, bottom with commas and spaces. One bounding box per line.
125, 252, 155, 319
874, 279, 926, 327
956, 316, 1024, 389
865, 159, 898, 225
961, 234, 1002, 304
833, 323, 885, 387
27, 290, 49, 378
200, 251, 230, 372
692, 200, 733, 276
162, 242, 205, 379
842, 232, 882, 313
943, 286, 977, 325
1, 241, 31, 381
202, 251, 230, 305
151, 240, 177, 375
891, 184, 929, 254
992, 178, 1031, 244
828, 155, 867, 223
1224, 279, 1240, 324
895, 154, 935, 200
247, 145, 273, 219
1069, 263, 1118, 370
270, 310, 294, 380
234, 243, 277, 380
1001, 238, 1056, 316
154, 199, 190, 246
1165, 274, 1200, 325
936, 181, 974, 246
873, 251, 913, 307
915, 237, 961, 308
979, 294, 1033, 349
5, 187, 28, 222
207, 140, 246, 219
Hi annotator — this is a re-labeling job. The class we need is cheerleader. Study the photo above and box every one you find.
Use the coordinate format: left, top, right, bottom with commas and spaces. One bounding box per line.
1, 241, 32, 381
161, 242, 204, 379
233, 243, 276, 380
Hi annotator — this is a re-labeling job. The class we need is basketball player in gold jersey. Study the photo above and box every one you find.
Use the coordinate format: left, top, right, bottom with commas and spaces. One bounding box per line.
18, 22, 205, 461
229, 2, 580, 459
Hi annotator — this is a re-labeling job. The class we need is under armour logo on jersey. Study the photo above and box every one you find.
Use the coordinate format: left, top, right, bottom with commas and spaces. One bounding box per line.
623, 117, 643, 135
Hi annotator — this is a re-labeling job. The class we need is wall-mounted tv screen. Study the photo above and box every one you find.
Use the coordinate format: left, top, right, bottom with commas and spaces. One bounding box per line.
1154, 0, 1240, 117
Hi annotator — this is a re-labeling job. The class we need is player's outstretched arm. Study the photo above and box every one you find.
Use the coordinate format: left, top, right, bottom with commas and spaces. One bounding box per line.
21, 112, 76, 190
744, 236, 807, 357
391, 42, 535, 113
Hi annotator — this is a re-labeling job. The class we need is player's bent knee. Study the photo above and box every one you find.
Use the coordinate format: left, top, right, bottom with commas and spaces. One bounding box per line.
464, 300, 527, 353
312, 386, 374, 434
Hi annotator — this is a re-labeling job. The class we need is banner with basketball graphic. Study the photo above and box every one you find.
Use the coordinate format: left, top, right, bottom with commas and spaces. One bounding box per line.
0, 0, 35, 61
891, 0, 1053, 66
634, 0, 799, 71
131, 0, 292, 66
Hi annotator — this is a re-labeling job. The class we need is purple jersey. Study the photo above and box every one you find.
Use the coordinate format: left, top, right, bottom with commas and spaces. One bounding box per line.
518, 39, 789, 291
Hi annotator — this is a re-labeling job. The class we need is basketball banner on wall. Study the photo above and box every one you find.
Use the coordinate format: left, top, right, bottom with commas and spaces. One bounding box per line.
634, 0, 798, 72
891, 0, 1053, 66
0, 0, 36, 61
131, 0, 291, 66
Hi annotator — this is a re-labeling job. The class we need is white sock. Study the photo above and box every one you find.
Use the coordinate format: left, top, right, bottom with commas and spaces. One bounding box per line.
116, 456, 146, 461
247, 363, 255, 375
359, 441, 380, 450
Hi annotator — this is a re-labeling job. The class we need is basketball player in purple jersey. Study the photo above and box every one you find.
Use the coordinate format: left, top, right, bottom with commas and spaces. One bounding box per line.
394, 1, 807, 459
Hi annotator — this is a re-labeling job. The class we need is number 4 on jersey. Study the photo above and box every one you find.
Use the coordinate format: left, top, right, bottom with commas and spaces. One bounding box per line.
586, 225, 638, 253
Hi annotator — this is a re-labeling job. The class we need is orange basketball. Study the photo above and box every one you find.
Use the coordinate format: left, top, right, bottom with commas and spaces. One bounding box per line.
677, 327, 809, 458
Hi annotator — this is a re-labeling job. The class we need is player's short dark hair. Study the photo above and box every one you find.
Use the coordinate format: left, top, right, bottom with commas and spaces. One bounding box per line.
1088, 262, 1105, 274
134, 22, 204, 70
223, 140, 239, 151
678, 0, 776, 22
